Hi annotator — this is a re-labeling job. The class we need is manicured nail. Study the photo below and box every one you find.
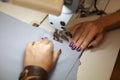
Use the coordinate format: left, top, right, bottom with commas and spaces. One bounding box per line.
71, 44, 77, 50
88, 45, 93, 49
69, 42, 74, 47
44, 37, 48, 39
59, 49, 62, 53
77, 47, 81, 52
32, 41, 35, 45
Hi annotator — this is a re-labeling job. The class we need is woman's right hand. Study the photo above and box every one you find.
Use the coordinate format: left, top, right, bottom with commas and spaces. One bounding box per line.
24, 38, 61, 72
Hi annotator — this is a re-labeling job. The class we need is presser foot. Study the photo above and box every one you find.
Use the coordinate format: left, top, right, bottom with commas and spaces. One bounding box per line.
53, 28, 72, 43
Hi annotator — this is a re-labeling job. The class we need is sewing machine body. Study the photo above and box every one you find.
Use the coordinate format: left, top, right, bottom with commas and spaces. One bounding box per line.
12, 0, 80, 30
10, 0, 102, 43
49, 0, 80, 30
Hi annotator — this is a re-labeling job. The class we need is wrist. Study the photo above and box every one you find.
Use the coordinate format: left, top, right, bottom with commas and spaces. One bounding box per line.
92, 19, 106, 34
19, 65, 48, 80
94, 11, 120, 31
94, 16, 108, 32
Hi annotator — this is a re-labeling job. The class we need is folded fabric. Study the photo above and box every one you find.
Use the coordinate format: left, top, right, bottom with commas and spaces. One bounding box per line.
0, 12, 82, 80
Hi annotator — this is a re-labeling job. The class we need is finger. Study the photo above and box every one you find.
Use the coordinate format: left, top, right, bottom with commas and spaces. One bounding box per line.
47, 41, 54, 51
71, 25, 84, 43
26, 42, 33, 50
34, 38, 44, 45
25, 42, 33, 57
75, 27, 89, 48
37, 38, 44, 43
42, 38, 49, 44
27, 42, 33, 47
24, 42, 33, 67
70, 23, 81, 35
32, 41, 35, 46
80, 30, 96, 50
88, 33, 104, 48
48, 40, 54, 49
53, 49, 61, 64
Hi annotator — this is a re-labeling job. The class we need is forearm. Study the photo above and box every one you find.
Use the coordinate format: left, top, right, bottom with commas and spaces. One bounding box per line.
95, 10, 120, 31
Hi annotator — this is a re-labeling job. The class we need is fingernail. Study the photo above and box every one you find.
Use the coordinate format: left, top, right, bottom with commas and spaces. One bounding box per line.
32, 42, 35, 45
65, 32, 72, 38
71, 44, 77, 50
77, 47, 81, 52
88, 45, 93, 49
59, 49, 62, 53
69, 42, 74, 47
44, 37, 48, 39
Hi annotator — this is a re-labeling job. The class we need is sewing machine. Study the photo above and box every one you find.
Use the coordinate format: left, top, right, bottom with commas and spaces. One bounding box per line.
11, 0, 106, 43
12, 0, 79, 30
1, 1, 120, 80
11, 0, 80, 42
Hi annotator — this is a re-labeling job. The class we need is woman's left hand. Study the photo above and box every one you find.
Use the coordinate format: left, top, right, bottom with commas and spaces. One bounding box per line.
70, 21, 105, 51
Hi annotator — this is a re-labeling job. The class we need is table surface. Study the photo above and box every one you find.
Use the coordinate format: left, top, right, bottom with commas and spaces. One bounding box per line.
110, 49, 120, 80
0, 1, 120, 80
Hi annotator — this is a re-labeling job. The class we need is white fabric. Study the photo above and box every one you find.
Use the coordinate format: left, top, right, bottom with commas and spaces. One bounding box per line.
0, 12, 82, 80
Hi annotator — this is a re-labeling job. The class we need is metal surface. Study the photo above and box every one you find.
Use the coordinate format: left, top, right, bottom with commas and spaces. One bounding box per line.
53, 28, 72, 43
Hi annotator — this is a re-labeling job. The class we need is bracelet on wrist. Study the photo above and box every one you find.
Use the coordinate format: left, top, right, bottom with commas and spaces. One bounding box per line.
19, 65, 48, 80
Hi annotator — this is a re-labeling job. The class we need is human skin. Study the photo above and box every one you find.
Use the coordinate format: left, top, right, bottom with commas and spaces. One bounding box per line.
24, 38, 61, 72
70, 11, 120, 51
